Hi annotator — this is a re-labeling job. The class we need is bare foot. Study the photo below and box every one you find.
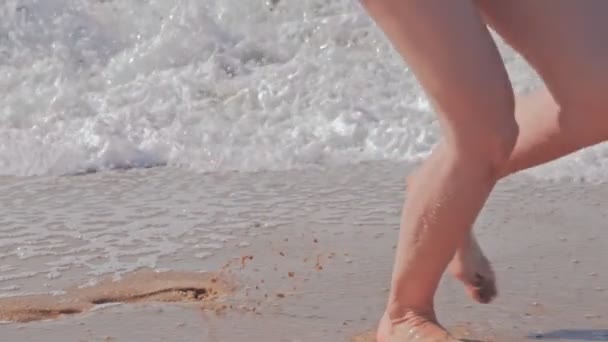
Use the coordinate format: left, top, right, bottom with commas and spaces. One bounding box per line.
377, 312, 459, 342
448, 234, 497, 304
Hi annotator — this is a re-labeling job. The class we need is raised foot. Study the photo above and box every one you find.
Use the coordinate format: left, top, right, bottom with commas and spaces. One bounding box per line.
448, 234, 497, 304
377, 312, 460, 342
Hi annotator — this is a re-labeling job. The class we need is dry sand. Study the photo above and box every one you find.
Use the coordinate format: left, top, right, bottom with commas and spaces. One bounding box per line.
0, 162, 607, 341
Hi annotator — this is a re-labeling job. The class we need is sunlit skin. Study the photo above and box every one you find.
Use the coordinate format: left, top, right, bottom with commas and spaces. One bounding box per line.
359, 0, 608, 340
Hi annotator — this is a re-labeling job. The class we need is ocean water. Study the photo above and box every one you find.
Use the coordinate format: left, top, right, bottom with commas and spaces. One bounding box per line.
1, 0, 607, 179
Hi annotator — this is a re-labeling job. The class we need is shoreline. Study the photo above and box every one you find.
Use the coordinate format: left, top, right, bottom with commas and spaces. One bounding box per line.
1, 161, 606, 341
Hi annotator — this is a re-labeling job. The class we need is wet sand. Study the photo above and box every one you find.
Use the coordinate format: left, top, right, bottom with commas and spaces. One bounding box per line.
1, 162, 607, 341
0, 269, 233, 323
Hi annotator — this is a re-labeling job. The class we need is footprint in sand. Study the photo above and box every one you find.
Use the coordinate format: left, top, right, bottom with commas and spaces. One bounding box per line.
0, 269, 232, 323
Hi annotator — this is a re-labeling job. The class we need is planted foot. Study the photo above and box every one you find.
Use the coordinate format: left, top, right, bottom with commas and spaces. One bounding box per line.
377, 311, 459, 342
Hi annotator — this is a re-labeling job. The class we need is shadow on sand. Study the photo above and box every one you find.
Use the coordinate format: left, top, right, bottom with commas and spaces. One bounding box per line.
527, 329, 608, 341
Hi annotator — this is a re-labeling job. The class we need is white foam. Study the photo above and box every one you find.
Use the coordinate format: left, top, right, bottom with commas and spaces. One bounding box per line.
1, 0, 607, 181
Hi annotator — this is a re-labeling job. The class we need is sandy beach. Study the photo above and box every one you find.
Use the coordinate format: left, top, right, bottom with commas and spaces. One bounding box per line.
3, 1, 608, 341
0, 161, 606, 341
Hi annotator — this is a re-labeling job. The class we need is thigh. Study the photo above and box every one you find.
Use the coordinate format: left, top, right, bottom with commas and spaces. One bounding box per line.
362, 0, 515, 145
476, 0, 608, 110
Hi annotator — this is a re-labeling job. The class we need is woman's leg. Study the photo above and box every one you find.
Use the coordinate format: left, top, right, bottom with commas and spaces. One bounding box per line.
450, 0, 608, 305
360, 0, 518, 340
476, 0, 608, 177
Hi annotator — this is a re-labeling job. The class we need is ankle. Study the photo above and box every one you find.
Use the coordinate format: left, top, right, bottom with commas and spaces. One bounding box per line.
386, 302, 437, 324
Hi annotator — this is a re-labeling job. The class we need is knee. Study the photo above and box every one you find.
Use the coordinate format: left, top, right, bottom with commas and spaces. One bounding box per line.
453, 120, 518, 180
447, 90, 519, 179
483, 121, 519, 172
